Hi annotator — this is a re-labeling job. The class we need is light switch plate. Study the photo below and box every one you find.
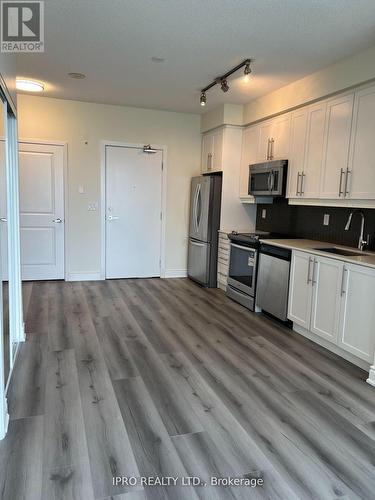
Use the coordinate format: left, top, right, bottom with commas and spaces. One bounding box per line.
262, 209, 267, 219
88, 202, 98, 211
323, 214, 330, 226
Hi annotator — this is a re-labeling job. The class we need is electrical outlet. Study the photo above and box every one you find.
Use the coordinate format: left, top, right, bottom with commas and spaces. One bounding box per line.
262, 209, 267, 219
323, 214, 330, 226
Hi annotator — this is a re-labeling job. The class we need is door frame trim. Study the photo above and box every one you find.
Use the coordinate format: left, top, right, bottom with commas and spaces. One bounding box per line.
100, 141, 167, 280
18, 139, 68, 280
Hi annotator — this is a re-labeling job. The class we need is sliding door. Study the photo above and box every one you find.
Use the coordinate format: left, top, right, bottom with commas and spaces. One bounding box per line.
0, 94, 24, 439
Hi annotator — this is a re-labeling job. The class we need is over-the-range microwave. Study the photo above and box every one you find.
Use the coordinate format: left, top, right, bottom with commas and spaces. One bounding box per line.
248, 159, 288, 197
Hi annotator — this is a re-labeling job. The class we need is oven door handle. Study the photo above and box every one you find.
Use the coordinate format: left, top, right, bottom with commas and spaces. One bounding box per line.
230, 243, 257, 252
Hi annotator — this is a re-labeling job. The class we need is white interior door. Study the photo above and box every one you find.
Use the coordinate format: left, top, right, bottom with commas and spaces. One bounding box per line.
18, 143, 65, 280
105, 145, 163, 279
0, 142, 7, 279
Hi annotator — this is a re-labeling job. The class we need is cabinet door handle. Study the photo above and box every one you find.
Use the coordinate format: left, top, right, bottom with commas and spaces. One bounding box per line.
338, 168, 345, 197
307, 257, 313, 284
267, 139, 270, 160
270, 138, 275, 159
340, 268, 347, 296
312, 259, 317, 285
300, 173, 305, 195
296, 172, 301, 196
207, 153, 210, 170
344, 168, 351, 196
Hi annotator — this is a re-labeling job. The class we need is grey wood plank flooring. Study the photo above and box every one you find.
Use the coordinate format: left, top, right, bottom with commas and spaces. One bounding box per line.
3, 277, 375, 499
113, 376, 199, 500
0, 416, 44, 500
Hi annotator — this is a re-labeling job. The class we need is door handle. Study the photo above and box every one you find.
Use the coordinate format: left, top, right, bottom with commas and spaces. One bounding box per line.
0, 217, 7, 223
300, 173, 305, 195
270, 171, 275, 192
267, 172, 272, 192
107, 215, 119, 221
52, 218, 63, 223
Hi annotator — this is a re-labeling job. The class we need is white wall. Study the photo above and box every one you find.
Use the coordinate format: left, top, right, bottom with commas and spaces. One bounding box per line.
17, 95, 201, 277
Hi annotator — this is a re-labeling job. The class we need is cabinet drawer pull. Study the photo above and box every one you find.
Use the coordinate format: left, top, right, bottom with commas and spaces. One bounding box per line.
340, 268, 347, 296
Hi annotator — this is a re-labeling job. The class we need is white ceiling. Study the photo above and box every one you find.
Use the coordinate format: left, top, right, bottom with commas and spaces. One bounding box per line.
16, 0, 375, 113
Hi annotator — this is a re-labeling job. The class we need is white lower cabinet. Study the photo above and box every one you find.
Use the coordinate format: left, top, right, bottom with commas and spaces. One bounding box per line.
288, 250, 375, 363
288, 251, 313, 329
310, 256, 343, 343
338, 264, 375, 362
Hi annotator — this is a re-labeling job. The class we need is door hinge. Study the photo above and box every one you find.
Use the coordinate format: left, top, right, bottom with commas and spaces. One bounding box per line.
160, 211, 162, 220
162, 162, 164, 170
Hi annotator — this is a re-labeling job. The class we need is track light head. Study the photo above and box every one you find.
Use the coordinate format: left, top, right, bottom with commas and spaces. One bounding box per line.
220, 78, 229, 93
244, 61, 251, 76
200, 91, 206, 106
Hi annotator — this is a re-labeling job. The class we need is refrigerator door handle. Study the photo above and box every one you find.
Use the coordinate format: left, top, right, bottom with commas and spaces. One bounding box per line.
193, 183, 199, 233
196, 184, 202, 231
190, 239, 206, 247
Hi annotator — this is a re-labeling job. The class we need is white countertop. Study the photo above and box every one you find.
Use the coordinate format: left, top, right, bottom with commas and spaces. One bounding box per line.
260, 238, 375, 269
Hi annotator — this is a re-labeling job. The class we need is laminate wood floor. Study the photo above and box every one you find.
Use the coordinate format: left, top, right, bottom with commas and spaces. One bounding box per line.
2, 278, 375, 499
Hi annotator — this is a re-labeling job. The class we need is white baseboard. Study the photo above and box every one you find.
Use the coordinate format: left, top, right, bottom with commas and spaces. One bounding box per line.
163, 269, 188, 278
367, 365, 375, 387
67, 272, 102, 282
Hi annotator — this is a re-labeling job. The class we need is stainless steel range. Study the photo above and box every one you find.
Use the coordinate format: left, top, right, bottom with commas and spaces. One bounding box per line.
226, 231, 269, 311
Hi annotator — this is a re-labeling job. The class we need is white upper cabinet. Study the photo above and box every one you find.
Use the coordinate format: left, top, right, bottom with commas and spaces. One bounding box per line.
256, 114, 291, 161
288, 108, 308, 198
201, 133, 213, 173
347, 85, 375, 200
338, 263, 375, 362
257, 120, 273, 161
320, 94, 354, 199
288, 102, 326, 199
271, 113, 291, 160
239, 125, 258, 201
302, 102, 326, 198
201, 128, 224, 174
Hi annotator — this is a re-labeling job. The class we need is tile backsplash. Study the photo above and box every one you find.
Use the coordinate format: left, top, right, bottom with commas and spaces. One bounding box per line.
256, 201, 375, 250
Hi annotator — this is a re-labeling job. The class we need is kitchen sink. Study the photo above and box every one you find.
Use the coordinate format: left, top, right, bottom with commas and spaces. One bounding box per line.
313, 247, 364, 257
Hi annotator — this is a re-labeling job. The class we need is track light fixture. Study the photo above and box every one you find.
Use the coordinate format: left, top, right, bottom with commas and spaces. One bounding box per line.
220, 78, 229, 93
199, 58, 252, 106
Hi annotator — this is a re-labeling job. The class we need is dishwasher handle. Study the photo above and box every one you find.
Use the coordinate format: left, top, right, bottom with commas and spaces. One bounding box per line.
260, 244, 291, 261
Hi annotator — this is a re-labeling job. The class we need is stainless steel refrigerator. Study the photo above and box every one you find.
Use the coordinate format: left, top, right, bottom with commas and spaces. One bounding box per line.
188, 174, 222, 287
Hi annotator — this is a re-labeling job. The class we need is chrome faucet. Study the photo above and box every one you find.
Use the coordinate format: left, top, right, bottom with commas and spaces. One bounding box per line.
344, 210, 369, 251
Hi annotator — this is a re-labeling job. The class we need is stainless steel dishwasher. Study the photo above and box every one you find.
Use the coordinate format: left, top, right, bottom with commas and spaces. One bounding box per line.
256, 244, 291, 321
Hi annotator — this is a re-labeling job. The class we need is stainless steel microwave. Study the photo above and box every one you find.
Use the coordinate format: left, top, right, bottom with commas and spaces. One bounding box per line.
248, 159, 288, 197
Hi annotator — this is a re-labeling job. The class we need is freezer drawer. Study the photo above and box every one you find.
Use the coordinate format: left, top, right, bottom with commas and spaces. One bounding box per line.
256, 251, 290, 321
188, 239, 210, 286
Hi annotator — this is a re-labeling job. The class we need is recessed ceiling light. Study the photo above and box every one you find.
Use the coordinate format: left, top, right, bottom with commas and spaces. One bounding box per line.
151, 57, 165, 63
68, 72, 86, 79
16, 79, 44, 92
